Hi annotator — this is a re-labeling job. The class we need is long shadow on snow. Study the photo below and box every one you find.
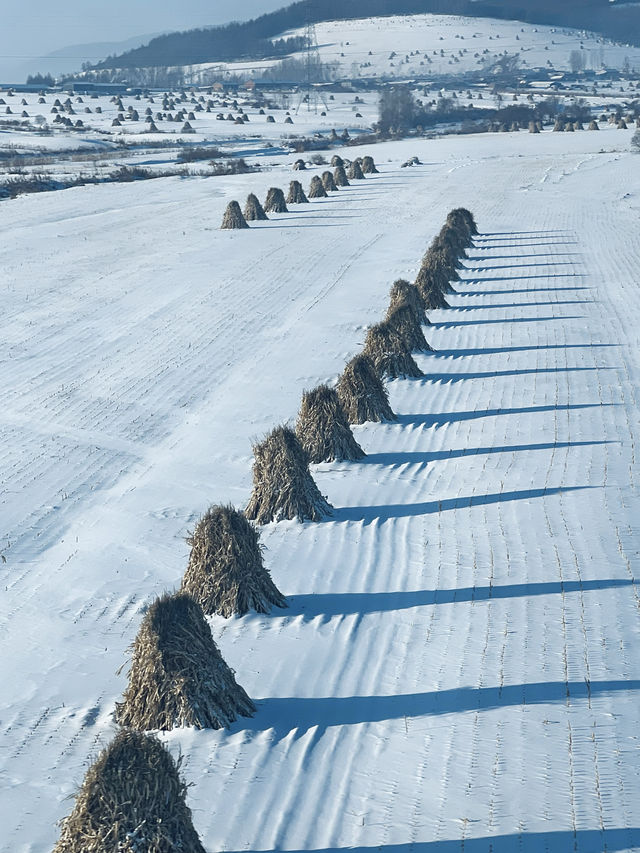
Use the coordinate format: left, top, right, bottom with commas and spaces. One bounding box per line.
431, 315, 584, 328
239, 679, 640, 737
462, 273, 583, 283
287, 578, 635, 620
469, 242, 579, 250
225, 827, 640, 852
417, 367, 617, 383
359, 440, 613, 469
432, 343, 618, 357
326, 486, 591, 524
458, 286, 590, 295
459, 261, 577, 271
395, 402, 618, 428
442, 300, 590, 310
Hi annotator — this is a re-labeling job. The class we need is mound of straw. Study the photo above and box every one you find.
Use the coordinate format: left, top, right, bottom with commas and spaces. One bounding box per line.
296, 385, 365, 463
287, 180, 308, 204
264, 187, 288, 213
331, 154, 344, 167
347, 159, 365, 180
181, 505, 286, 617
415, 266, 450, 310
361, 155, 379, 174
333, 164, 350, 187
336, 354, 396, 424
245, 426, 332, 524
221, 200, 249, 230
388, 279, 429, 325
322, 170, 338, 192
115, 592, 255, 731
363, 321, 424, 379
419, 250, 457, 292
244, 193, 268, 221
386, 304, 433, 352
52, 730, 206, 853
308, 175, 328, 198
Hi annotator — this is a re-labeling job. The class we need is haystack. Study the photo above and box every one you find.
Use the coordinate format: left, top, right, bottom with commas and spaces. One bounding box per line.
388, 278, 429, 325
221, 200, 249, 230
52, 730, 205, 853
115, 592, 255, 730
245, 426, 332, 524
415, 267, 450, 310
588, 120, 599, 130
450, 206, 477, 236
293, 158, 306, 170
347, 159, 365, 180
322, 170, 338, 192
296, 385, 365, 463
244, 192, 269, 221
420, 250, 457, 293
386, 304, 432, 352
334, 164, 350, 186
331, 154, 344, 167
361, 155, 378, 174
287, 179, 309, 204
181, 505, 286, 617
336, 354, 396, 424
264, 187, 288, 213
308, 175, 328, 198
446, 208, 476, 243
364, 321, 424, 379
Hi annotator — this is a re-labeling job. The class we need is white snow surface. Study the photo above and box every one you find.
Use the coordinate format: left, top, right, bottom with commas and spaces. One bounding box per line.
1, 129, 640, 852
201, 13, 640, 81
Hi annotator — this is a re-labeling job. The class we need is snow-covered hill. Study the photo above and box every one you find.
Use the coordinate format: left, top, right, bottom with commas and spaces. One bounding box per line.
192, 13, 640, 83
1, 125, 639, 851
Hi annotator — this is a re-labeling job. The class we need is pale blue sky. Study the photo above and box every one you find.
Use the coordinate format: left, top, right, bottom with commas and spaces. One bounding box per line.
1, 0, 286, 81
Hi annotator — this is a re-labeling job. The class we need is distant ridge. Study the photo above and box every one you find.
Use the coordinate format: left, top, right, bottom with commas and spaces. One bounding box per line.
90, 0, 640, 71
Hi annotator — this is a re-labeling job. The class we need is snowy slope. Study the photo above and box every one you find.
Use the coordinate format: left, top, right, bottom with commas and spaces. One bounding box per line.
198, 13, 640, 81
1, 128, 640, 851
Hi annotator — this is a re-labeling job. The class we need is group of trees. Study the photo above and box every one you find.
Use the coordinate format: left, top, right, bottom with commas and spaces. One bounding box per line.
377, 86, 594, 135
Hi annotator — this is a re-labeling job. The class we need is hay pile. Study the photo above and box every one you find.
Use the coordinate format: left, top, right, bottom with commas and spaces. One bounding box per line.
415, 266, 450, 310
308, 175, 328, 198
336, 354, 396, 424
388, 279, 429, 325
115, 592, 255, 731
347, 159, 365, 180
363, 321, 424, 379
244, 193, 268, 221
221, 200, 249, 230
446, 207, 478, 238
322, 170, 338, 192
418, 250, 457, 294
334, 165, 350, 187
52, 730, 206, 853
386, 304, 432, 352
264, 187, 288, 213
361, 155, 378, 174
331, 154, 344, 167
181, 505, 286, 617
296, 385, 365, 463
245, 426, 332, 523
293, 158, 306, 170
287, 180, 308, 204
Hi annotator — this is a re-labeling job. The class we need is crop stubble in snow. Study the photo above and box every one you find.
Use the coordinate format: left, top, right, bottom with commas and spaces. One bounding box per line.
0, 130, 639, 851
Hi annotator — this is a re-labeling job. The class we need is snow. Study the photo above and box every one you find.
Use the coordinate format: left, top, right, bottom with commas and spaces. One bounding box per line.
203, 13, 640, 81
1, 126, 640, 851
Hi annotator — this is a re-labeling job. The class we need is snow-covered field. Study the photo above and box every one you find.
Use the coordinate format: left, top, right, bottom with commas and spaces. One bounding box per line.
1, 126, 640, 851
200, 13, 640, 81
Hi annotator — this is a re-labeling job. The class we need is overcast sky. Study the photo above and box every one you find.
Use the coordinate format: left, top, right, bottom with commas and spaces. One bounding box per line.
1, 0, 287, 81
